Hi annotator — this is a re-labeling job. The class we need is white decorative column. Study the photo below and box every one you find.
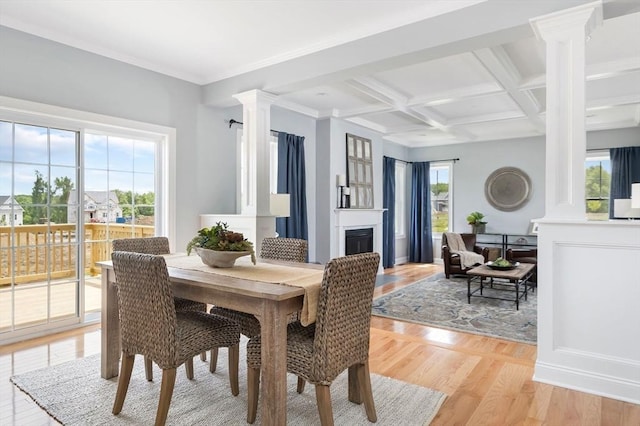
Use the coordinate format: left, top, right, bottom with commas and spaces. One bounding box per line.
531, 1, 601, 220
529, 2, 640, 406
201, 89, 277, 257
233, 90, 278, 217
233, 89, 278, 256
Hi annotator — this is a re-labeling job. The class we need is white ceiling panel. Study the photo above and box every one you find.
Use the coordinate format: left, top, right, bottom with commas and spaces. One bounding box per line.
374, 53, 501, 99
431, 93, 523, 122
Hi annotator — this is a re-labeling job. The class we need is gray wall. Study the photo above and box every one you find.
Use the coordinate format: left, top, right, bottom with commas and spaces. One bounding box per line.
412, 137, 545, 235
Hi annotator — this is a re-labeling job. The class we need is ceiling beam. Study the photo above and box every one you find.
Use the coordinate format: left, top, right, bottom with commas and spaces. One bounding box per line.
473, 46, 546, 133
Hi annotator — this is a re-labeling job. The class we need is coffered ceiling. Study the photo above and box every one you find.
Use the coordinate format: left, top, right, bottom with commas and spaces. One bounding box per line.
1, 0, 639, 147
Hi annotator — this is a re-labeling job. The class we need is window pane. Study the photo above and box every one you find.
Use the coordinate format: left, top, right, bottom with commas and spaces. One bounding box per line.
50, 128, 76, 167
0, 120, 12, 161
394, 163, 405, 236
585, 155, 611, 221
85, 134, 108, 169
430, 164, 450, 233
14, 123, 48, 164
133, 140, 155, 173
108, 137, 134, 172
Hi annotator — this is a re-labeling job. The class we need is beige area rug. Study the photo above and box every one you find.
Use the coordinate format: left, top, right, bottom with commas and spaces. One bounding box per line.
11, 342, 446, 425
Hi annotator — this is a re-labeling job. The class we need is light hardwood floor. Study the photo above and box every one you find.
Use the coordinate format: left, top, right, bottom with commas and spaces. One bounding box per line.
1, 262, 639, 425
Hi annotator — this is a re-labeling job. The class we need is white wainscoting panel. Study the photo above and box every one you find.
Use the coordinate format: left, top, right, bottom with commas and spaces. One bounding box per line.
534, 220, 640, 404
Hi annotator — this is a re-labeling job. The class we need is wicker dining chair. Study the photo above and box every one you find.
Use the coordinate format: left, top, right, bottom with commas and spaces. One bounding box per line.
110, 252, 240, 426
112, 237, 208, 381
246, 252, 380, 426
207, 237, 308, 373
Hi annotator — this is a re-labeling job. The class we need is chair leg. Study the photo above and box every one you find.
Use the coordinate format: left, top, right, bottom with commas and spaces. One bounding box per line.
348, 365, 361, 403
112, 353, 135, 415
315, 384, 334, 426
155, 368, 177, 426
185, 358, 194, 380
357, 362, 377, 422
247, 366, 260, 424
209, 348, 219, 373
297, 376, 306, 394
144, 355, 153, 381
200, 351, 207, 361
228, 344, 240, 396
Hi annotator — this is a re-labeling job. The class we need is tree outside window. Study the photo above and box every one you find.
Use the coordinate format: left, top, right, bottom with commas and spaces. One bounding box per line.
585, 154, 611, 221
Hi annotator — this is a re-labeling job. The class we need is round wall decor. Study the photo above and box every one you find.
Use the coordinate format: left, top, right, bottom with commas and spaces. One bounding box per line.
484, 167, 531, 211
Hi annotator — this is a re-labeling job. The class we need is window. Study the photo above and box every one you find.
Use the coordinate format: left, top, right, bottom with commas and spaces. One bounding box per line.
585, 152, 611, 221
430, 162, 452, 234
394, 162, 406, 237
0, 96, 173, 342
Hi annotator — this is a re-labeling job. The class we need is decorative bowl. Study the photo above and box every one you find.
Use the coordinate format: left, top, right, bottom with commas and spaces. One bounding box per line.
486, 261, 519, 271
195, 247, 251, 268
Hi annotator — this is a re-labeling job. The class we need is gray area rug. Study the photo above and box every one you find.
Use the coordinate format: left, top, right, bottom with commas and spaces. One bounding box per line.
372, 274, 537, 344
11, 342, 446, 425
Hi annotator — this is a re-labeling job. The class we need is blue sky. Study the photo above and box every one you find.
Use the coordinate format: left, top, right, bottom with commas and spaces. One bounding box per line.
0, 121, 155, 197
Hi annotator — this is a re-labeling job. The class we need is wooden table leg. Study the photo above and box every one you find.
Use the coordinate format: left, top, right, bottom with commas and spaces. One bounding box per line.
101, 268, 120, 379
259, 300, 290, 425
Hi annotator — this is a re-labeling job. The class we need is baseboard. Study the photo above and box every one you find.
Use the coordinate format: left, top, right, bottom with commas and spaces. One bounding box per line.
534, 361, 640, 405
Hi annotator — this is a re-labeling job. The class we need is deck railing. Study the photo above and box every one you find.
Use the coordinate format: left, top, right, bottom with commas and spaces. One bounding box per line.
0, 223, 155, 285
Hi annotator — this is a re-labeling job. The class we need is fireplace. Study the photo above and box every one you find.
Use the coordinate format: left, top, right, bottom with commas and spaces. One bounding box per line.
333, 208, 385, 273
345, 228, 373, 255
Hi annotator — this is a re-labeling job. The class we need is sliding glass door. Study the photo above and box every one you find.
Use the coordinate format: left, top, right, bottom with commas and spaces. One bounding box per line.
0, 116, 161, 342
0, 121, 82, 337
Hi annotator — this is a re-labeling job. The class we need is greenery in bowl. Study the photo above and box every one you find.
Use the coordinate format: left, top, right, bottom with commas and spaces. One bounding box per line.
466, 211, 487, 225
187, 222, 256, 264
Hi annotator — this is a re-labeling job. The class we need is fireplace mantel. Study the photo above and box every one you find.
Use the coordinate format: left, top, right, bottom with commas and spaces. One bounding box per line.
334, 208, 385, 273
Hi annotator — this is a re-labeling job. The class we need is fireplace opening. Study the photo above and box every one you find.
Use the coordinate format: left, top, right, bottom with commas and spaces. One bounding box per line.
345, 228, 373, 255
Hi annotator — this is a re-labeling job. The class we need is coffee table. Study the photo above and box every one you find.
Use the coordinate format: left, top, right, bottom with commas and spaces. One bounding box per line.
466, 262, 535, 310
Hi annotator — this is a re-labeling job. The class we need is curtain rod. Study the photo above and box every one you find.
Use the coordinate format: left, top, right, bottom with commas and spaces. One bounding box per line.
227, 118, 281, 134
393, 157, 459, 164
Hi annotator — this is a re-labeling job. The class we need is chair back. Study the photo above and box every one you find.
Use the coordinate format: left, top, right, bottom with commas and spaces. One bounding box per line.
111, 251, 178, 369
260, 237, 308, 262
442, 232, 477, 251
112, 236, 170, 255
312, 252, 380, 382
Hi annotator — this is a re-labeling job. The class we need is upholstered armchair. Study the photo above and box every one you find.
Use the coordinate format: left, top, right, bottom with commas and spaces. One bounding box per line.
441, 233, 489, 278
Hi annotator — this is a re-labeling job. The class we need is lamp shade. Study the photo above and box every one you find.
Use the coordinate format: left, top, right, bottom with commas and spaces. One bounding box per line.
270, 193, 290, 218
632, 183, 640, 208
613, 199, 640, 219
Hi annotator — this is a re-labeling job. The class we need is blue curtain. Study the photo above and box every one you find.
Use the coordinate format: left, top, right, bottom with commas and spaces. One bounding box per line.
609, 146, 640, 218
409, 162, 433, 263
382, 156, 396, 268
276, 132, 308, 240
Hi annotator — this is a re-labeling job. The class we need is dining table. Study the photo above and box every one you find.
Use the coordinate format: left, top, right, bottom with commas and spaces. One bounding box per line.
99, 253, 325, 425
